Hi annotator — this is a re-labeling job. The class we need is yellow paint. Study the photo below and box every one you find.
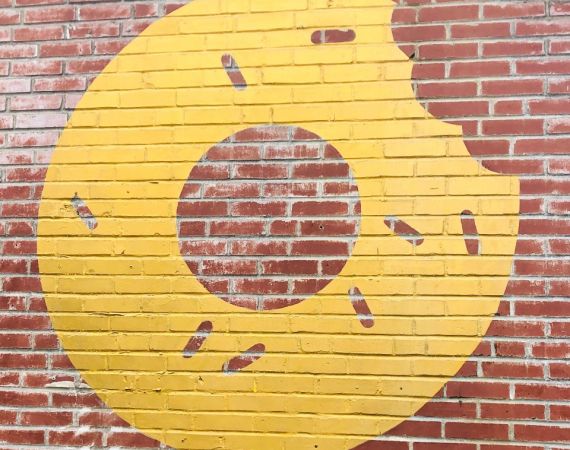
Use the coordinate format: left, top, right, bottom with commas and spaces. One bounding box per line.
37, 0, 519, 449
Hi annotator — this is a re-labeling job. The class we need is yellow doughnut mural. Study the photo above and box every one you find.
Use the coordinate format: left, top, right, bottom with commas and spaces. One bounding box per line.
38, 0, 520, 449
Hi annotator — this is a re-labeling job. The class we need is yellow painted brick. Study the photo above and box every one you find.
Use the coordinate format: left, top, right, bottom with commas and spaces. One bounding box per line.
114, 239, 171, 256
331, 336, 393, 355
384, 61, 412, 80
480, 197, 521, 214
294, 46, 354, 65
38, 257, 84, 275
163, 432, 224, 450
205, 31, 262, 50
351, 159, 415, 178
384, 258, 446, 276
446, 299, 499, 316
68, 110, 99, 127
252, 0, 307, 11
415, 277, 481, 296
117, 334, 152, 351
323, 64, 382, 83
118, 54, 178, 72
416, 157, 481, 176
234, 11, 295, 31
179, 15, 233, 34
109, 315, 170, 332
168, 315, 230, 332
479, 277, 512, 296
81, 297, 142, 313
384, 137, 447, 157
374, 299, 446, 316
427, 338, 482, 356
412, 357, 465, 376
146, 35, 205, 53
60, 333, 117, 350
115, 277, 171, 294
415, 318, 480, 336
296, 9, 356, 27
229, 48, 295, 67
143, 259, 186, 276
384, 177, 446, 196
393, 338, 427, 355
263, 65, 321, 84
89, 73, 145, 91
314, 375, 380, 395
446, 216, 519, 236
292, 83, 352, 103
448, 176, 518, 195
57, 276, 114, 294
272, 104, 335, 122
82, 371, 135, 390
415, 237, 473, 256
103, 390, 166, 408
359, 199, 415, 217
73, 91, 119, 109
192, 413, 257, 431
415, 196, 479, 215
381, 377, 446, 397
347, 356, 412, 376
64, 352, 107, 370
176, 87, 234, 106
446, 257, 515, 276
81, 258, 143, 275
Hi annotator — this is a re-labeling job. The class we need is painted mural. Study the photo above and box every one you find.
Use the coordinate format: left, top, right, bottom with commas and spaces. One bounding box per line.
37, 0, 520, 449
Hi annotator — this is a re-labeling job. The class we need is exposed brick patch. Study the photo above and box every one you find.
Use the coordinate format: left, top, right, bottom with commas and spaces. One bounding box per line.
178, 126, 360, 311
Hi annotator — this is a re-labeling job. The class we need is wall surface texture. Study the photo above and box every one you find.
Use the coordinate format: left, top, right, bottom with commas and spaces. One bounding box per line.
0, 0, 569, 449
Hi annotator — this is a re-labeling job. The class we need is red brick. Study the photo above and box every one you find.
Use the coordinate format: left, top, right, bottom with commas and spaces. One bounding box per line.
201, 260, 257, 276
94, 39, 131, 55
417, 401, 477, 419
0, 390, 48, 407
481, 362, 544, 379
451, 22, 511, 39
0, 11, 20, 25
292, 201, 348, 216
418, 5, 479, 22
79, 4, 131, 21
107, 432, 162, 448
482, 79, 544, 96
21, 411, 73, 426
12, 60, 63, 76
262, 260, 319, 275
418, 43, 478, 60
48, 431, 103, 447
0, 430, 44, 445
450, 61, 510, 78
392, 24, 446, 42
446, 381, 510, 399
417, 81, 477, 98
13, 25, 64, 41
515, 425, 570, 442
24, 6, 74, 23
445, 422, 509, 440
517, 19, 570, 36
234, 163, 288, 179
484, 2, 546, 19
516, 383, 570, 400
65, 58, 112, 74
483, 40, 544, 57
33, 77, 87, 92
68, 22, 120, 38
231, 201, 287, 217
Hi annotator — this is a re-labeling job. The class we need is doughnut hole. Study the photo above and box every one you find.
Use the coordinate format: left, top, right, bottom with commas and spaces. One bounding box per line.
177, 125, 361, 311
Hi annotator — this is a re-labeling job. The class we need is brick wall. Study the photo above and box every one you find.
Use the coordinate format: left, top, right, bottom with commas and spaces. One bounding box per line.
0, 0, 568, 449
